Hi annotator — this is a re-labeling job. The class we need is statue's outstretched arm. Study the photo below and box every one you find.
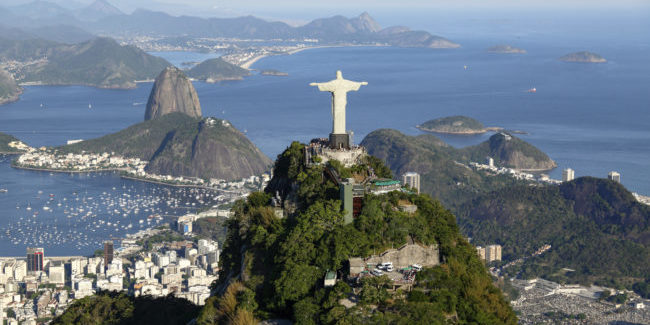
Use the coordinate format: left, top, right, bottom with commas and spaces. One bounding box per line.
345, 81, 369, 92
310, 82, 337, 92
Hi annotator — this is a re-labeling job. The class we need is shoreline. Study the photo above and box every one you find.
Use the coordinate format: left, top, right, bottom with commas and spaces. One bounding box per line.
241, 44, 383, 70
121, 175, 246, 194
10, 164, 243, 192
0, 91, 23, 106
120, 175, 220, 191
18, 81, 138, 90
416, 125, 529, 136
416, 125, 490, 135
11, 164, 128, 174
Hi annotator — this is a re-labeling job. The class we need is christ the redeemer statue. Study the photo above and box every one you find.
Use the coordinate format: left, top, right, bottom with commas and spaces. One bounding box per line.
310, 70, 367, 149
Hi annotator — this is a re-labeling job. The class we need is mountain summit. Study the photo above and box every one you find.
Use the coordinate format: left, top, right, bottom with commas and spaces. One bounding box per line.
76, 0, 124, 21
144, 67, 202, 121
351, 12, 381, 33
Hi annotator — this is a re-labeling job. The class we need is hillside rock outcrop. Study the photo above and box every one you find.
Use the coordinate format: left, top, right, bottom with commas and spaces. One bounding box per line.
145, 67, 201, 121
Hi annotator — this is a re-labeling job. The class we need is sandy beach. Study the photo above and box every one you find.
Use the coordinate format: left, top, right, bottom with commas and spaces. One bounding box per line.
240, 44, 374, 69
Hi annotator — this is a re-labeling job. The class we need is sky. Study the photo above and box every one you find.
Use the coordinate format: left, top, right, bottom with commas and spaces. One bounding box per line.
4, 0, 649, 21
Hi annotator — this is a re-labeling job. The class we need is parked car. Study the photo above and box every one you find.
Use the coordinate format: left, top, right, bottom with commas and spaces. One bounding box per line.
371, 268, 384, 276
379, 262, 393, 271
411, 264, 422, 271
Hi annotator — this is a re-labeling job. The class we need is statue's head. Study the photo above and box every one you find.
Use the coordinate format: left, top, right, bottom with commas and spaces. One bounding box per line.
336, 70, 343, 79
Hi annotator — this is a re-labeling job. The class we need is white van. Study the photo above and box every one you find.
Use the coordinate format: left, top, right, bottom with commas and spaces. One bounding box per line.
411, 264, 422, 271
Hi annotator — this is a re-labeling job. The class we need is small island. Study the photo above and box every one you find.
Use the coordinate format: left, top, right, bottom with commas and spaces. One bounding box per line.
559, 51, 607, 63
187, 57, 250, 82
417, 116, 502, 135
260, 69, 289, 76
487, 45, 527, 54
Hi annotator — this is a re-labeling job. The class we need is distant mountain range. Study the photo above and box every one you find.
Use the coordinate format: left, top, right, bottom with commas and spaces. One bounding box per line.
5, 37, 171, 89
90, 11, 459, 48
0, 23, 93, 45
4, 0, 123, 25
0, 1, 459, 48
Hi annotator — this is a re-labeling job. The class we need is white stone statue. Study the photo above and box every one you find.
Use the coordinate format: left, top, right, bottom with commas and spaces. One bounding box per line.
310, 71, 368, 135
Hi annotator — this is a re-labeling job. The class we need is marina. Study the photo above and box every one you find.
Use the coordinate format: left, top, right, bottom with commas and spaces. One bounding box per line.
0, 155, 233, 256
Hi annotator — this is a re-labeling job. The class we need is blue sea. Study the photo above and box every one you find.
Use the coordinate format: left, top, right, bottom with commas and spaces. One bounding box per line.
0, 9, 649, 255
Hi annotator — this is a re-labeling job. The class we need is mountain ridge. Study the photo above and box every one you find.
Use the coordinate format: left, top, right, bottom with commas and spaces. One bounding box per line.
361, 128, 650, 287
12, 37, 171, 89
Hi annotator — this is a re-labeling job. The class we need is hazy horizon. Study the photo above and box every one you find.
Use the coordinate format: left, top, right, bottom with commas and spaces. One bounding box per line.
2, 0, 649, 24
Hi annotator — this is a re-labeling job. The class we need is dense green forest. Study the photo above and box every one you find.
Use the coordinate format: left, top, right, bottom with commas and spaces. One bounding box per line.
199, 141, 516, 324
52, 291, 200, 324
361, 129, 650, 292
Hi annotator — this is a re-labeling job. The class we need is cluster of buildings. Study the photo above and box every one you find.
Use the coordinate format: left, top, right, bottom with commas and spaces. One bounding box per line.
128, 237, 218, 305
15, 149, 147, 173
562, 167, 622, 184
0, 249, 114, 323
512, 278, 649, 324
471, 159, 558, 184
476, 157, 631, 194
0, 229, 222, 324
13, 146, 270, 193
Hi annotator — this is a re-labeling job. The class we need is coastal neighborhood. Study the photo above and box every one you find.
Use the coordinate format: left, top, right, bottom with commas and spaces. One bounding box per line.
12, 146, 270, 192
0, 224, 221, 324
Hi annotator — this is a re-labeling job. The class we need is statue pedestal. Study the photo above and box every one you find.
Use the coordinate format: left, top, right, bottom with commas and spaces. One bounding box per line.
329, 133, 350, 149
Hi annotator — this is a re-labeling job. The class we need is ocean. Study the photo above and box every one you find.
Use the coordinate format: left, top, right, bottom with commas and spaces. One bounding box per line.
0, 10, 648, 255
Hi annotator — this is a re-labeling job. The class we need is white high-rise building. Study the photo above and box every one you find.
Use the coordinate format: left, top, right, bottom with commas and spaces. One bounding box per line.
402, 172, 421, 194
476, 246, 486, 260
608, 171, 621, 183
562, 168, 575, 182
486, 245, 502, 263
486, 157, 494, 168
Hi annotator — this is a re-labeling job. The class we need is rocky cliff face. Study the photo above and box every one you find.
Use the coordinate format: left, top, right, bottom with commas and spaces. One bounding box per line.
144, 67, 201, 121
0, 69, 22, 105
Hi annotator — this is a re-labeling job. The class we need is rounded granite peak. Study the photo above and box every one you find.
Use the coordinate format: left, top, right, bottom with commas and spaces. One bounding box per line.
144, 66, 202, 121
